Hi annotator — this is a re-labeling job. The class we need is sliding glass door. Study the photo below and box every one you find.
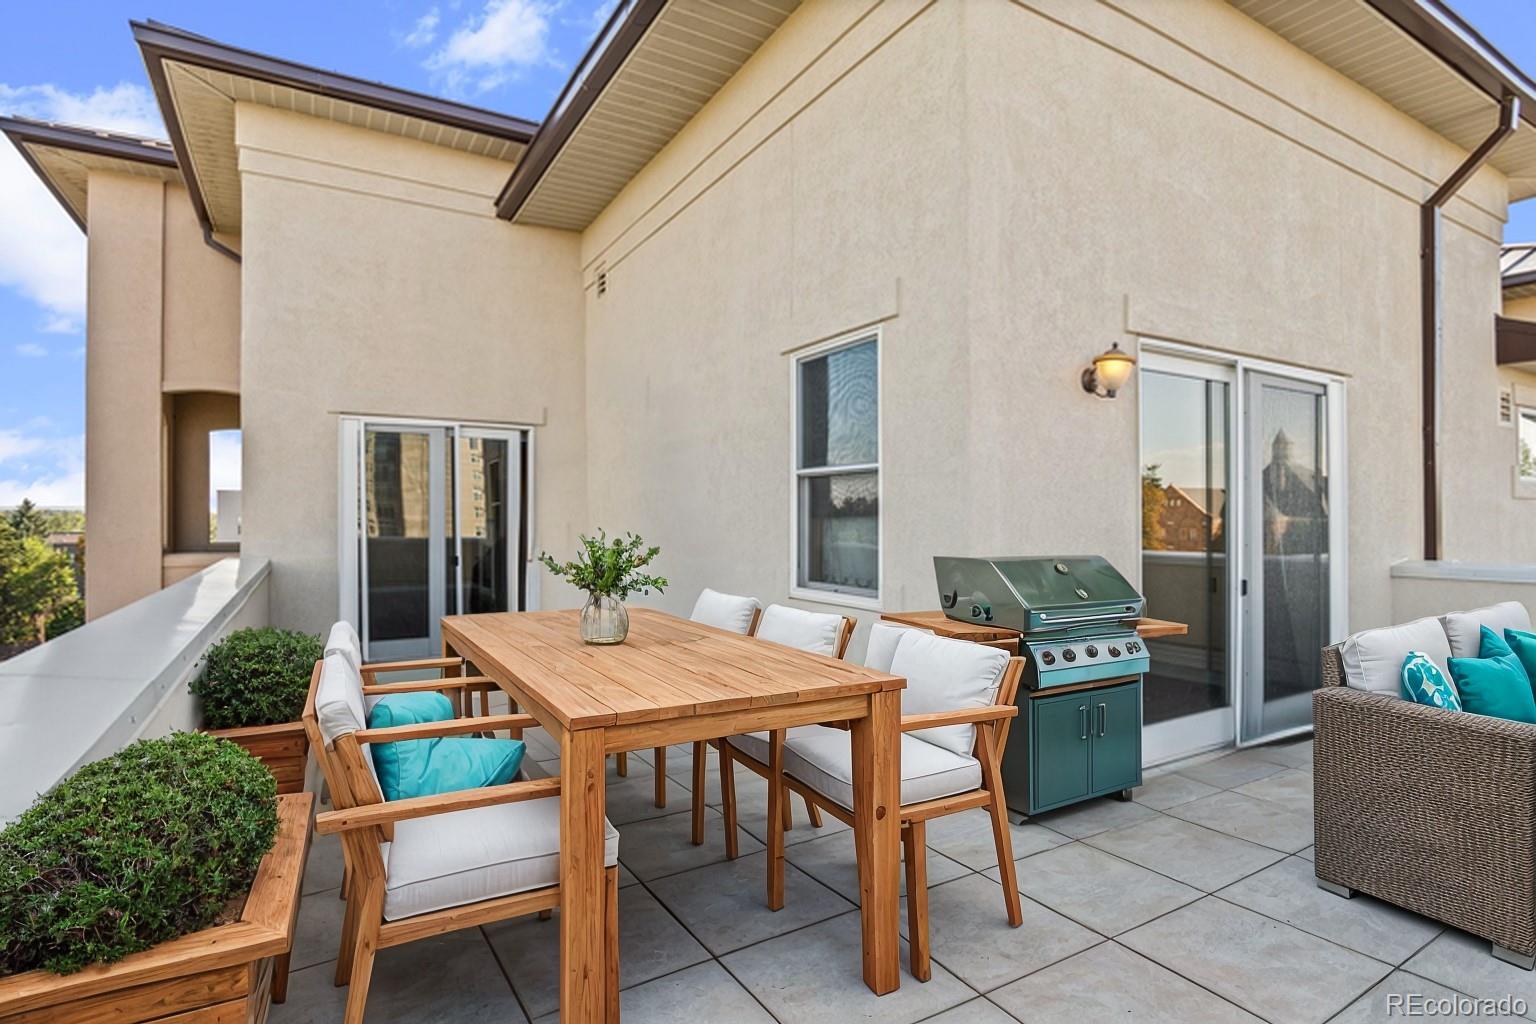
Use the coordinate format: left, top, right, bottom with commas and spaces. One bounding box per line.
344, 419, 528, 660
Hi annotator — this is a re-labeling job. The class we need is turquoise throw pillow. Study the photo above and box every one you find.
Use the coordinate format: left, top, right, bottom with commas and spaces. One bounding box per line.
1400, 652, 1460, 711
1479, 624, 1517, 659
1448, 653, 1536, 724
1504, 628, 1536, 691
367, 693, 525, 800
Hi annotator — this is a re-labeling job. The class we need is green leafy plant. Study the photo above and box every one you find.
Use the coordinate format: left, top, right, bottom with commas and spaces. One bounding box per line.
538, 530, 668, 600
192, 627, 324, 729
0, 732, 278, 976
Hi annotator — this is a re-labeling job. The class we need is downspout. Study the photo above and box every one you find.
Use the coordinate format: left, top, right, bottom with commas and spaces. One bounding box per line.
1421, 93, 1519, 560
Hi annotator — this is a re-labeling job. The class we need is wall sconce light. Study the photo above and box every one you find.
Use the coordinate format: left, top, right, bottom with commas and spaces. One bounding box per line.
1081, 342, 1136, 398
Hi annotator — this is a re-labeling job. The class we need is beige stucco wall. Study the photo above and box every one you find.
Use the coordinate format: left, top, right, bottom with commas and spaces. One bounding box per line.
168, 391, 240, 552
1507, 294, 1536, 322
576, 0, 1528, 655
162, 184, 241, 393
235, 103, 586, 632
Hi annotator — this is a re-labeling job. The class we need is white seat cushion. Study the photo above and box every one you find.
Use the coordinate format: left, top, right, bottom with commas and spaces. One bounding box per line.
726, 727, 822, 765
757, 604, 845, 656
779, 728, 981, 811
1442, 602, 1533, 659
315, 652, 368, 745
383, 795, 619, 920
889, 632, 1009, 755
324, 621, 363, 675
864, 623, 922, 673
1340, 617, 1451, 695
691, 589, 762, 635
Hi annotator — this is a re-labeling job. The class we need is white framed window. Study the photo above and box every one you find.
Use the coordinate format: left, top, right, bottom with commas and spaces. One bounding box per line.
1520, 407, 1536, 482
792, 330, 880, 607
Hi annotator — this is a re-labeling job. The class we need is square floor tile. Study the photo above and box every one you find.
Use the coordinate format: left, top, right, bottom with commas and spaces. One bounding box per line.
604, 770, 687, 826
485, 885, 709, 1019
723, 910, 974, 1024
1217, 856, 1442, 963
916, 873, 1099, 991
990, 941, 1262, 1023
731, 774, 851, 847
925, 806, 1067, 870
1232, 768, 1314, 815
1176, 751, 1289, 789
1032, 796, 1159, 839
1296, 845, 1315, 863
647, 850, 853, 955
271, 930, 525, 1024
289, 886, 344, 971
786, 827, 970, 902
531, 961, 775, 1024
617, 807, 763, 881
1254, 738, 1314, 770
302, 833, 344, 896
921, 999, 1020, 1024
618, 863, 640, 887
1001, 842, 1201, 936
1329, 970, 1527, 1024
1132, 772, 1220, 811
1120, 898, 1391, 1024
1083, 815, 1284, 891
1165, 790, 1313, 853
1403, 929, 1536, 1010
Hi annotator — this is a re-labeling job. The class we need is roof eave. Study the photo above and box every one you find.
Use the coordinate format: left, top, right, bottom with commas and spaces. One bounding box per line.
0, 116, 178, 232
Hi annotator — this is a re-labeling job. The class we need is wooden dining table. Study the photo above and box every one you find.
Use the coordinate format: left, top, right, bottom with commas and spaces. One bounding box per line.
440, 607, 908, 1024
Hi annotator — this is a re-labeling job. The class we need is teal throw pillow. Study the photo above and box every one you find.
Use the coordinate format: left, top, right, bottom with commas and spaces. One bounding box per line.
1400, 652, 1460, 711
367, 692, 525, 800
1504, 628, 1536, 692
1479, 624, 1517, 659
1448, 652, 1536, 724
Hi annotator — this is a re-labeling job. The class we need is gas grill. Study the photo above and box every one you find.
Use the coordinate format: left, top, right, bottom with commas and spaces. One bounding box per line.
933, 555, 1148, 690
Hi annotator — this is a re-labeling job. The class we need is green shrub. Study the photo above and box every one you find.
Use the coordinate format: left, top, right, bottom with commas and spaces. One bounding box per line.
0, 732, 278, 975
192, 627, 323, 729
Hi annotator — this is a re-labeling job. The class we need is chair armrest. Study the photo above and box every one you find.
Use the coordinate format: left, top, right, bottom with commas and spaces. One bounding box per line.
315, 776, 561, 833
355, 713, 539, 743
360, 656, 464, 679
361, 675, 496, 696
900, 705, 1018, 732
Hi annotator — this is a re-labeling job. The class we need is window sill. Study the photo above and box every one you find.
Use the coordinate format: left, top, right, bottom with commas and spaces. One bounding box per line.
789, 587, 882, 613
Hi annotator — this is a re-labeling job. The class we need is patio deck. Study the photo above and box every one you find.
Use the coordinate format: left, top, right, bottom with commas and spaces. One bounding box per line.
274, 732, 1534, 1024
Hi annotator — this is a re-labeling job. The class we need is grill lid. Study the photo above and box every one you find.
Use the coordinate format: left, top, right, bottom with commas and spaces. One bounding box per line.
934, 555, 1144, 635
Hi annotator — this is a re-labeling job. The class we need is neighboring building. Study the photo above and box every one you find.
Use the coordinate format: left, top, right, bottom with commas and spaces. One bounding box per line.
1500, 246, 1536, 499
8, 0, 1536, 763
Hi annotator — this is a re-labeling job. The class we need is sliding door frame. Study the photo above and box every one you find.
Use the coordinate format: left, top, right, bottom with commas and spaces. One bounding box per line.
1139, 339, 1348, 756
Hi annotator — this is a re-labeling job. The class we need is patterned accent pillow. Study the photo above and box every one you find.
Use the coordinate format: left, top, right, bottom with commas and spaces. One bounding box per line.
1400, 651, 1461, 711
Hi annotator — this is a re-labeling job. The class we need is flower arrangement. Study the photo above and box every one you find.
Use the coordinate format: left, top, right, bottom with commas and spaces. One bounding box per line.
537, 530, 668, 600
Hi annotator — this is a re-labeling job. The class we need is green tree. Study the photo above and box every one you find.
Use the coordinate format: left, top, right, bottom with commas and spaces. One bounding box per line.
1142, 464, 1169, 551
0, 520, 79, 648
6, 499, 49, 540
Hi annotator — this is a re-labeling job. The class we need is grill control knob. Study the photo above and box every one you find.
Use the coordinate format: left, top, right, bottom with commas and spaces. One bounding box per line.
1085, 645, 1099, 658
1062, 649, 1077, 663
1108, 646, 1121, 658
1041, 651, 1056, 666
1128, 641, 1141, 654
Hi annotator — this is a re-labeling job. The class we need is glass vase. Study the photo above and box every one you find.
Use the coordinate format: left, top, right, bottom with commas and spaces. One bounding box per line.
580, 593, 629, 645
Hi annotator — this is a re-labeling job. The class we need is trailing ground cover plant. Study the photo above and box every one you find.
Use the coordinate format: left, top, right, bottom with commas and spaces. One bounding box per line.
0, 732, 278, 975
538, 530, 668, 599
192, 627, 324, 728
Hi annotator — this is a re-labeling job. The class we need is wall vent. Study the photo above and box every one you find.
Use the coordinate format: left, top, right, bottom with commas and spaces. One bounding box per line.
596, 266, 608, 297
1500, 385, 1514, 426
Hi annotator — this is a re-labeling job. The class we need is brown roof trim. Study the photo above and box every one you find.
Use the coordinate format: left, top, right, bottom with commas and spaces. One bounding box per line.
1497, 315, 1536, 365
1507, 269, 1536, 292
132, 19, 540, 250
1363, 0, 1536, 127
0, 116, 177, 231
494, 0, 667, 221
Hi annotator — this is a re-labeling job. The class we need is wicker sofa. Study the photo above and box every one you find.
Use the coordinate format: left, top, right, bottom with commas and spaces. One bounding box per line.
1316, 601, 1536, 969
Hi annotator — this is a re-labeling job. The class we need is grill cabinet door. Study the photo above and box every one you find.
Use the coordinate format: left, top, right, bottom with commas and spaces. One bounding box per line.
1089, 682, 1142, 794
1031, 692, 1092, 811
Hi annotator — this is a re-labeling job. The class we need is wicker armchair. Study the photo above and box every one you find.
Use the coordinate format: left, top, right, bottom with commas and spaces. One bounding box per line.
1316, 644, 1536, 968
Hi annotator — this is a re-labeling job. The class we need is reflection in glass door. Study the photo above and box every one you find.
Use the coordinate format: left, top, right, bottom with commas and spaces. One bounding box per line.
1140, 356, 1235, 763
1243, 374, 1331, 742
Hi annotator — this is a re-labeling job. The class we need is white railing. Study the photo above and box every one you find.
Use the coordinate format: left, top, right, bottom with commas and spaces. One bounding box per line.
0, 557, 270, 822
1390, 560, 1536, 623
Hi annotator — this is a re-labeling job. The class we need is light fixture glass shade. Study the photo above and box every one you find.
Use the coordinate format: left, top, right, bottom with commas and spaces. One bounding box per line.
1091, 344, 1136, 395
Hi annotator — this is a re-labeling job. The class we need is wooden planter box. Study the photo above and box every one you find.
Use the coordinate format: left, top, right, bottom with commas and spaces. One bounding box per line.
208, 720, 309, 795
0, 792, 313, 1024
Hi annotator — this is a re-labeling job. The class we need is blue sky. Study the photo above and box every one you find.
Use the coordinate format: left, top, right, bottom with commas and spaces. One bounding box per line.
0, 0, 1531, 509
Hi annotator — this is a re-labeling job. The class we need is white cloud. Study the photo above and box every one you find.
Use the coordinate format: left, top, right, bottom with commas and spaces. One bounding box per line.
0, 429, 47, 462
402, 7, 441, 48
0, 467, 83, 508
0, 430, 82, 507
0, 82, 162, 333
426, 0, 554, 94
208, 430, 243, 513
13, 342, 46, 357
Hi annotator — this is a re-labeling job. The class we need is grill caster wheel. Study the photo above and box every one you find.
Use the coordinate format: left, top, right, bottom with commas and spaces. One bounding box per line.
1114, 789, 1133, 802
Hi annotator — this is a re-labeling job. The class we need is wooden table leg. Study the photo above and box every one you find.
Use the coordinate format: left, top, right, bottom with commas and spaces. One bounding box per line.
560, 728, 608, 1023
851, 689, 901, 995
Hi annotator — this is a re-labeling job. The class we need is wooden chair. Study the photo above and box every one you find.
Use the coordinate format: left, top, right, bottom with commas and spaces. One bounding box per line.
325, 620, 499, 720
303, 653, 620, 1024
724, 629, 1025, 981
698, 605, 856, 851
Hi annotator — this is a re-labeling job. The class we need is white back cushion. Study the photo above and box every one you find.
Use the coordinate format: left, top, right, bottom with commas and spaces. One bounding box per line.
690, 589, 762, 635
1442, 602, 1533, 659
315, 651, 368, 746
890, 632, 1009, 755
757, 604, 845, 657
864, 623, 920, 673
325, 621, 363, 674
1340, 616, 1450, 695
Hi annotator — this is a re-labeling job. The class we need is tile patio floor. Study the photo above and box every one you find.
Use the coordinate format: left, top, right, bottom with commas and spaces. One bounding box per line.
273, 733, 1536, 1024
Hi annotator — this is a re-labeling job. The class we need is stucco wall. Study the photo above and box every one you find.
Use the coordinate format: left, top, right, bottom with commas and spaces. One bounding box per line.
235, 104, 586, 631
162, 183, 241, 393
169, 391, 240, 551
577, 0, 1527, 656
1507, 294, 1536, 322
